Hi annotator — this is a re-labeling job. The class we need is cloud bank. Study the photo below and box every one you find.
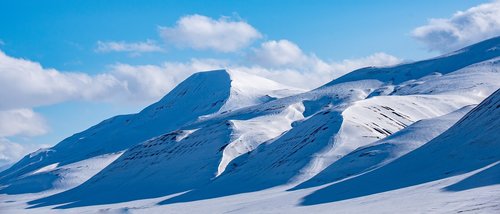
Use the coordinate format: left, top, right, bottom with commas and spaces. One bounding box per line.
0, 107, 49, 168
245, 40, 401, 87
159, 14, 262, 52
0, 44, 401, 110
0, 13, 403, 167
0, 109, 47, 137
0, 51, 124, 110
96, 40, 164, 55
249, 40, 309, 67
412, 0, 500, 53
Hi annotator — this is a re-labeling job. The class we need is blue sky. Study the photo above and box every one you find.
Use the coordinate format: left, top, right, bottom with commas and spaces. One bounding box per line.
1, 0, 488, 72
1, 0, 498, 166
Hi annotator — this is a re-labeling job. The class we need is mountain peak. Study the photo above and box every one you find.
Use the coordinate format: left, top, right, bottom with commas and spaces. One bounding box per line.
147, 68, 302, 116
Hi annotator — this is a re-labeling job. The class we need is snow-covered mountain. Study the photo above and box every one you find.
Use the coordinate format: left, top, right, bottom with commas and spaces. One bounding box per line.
1, 37, 499, 213
0, 69, 302, 193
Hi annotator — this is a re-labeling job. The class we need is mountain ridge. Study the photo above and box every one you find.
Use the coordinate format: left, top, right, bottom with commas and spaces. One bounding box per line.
324, 36, 500, 87
1, 37, 499, 213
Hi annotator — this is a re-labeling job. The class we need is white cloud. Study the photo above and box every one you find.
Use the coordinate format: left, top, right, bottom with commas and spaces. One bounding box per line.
0, 38, 400, 109
108, 52, 400, 91
0, 49, 224, 108
0, 138, 25, 170
0, 50, 125, 110
0, 105, 49, 168
159, 14, 262, 52
95, 46, 401, 97
249, 40, 307, 67
0, 109, 48, 137
412, 0, 500, 53
247, 40, 401, 88
0, 138, 49, 170
236, 54, 400, 89
96, 40, 164, 55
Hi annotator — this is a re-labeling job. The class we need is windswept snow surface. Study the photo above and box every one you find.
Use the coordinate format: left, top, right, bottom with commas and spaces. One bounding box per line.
1, 37, 500, 213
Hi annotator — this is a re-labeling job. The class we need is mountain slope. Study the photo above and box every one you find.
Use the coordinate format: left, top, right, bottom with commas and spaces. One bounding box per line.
0, 69, 301, 195
0, 37, 499, 213
294, 105, 474, 190
301, 88, 500, 205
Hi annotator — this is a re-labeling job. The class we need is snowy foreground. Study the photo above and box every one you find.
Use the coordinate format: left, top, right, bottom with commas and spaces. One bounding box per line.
1, 170, 499, 214
1, 37, 500, 213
